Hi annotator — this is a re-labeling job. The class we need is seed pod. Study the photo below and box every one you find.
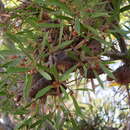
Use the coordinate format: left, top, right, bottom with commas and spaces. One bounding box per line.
54, 51, 77, 73
29, 73, 66, 98
108, 65, 130, 85
29, 73, 53, 98
87, 39, 102, 55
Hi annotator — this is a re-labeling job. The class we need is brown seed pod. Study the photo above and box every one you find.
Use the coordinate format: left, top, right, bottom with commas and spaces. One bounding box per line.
108, 65, 130, 85
29, 73, 66, 98
29, 73, 53, 98
54, 51, 77, 73
87, 39, 102, 55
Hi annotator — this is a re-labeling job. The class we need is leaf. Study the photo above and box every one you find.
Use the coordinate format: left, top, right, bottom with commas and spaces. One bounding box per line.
120, 5, 130, 13
14, 108, 29, 115
39, 70, 52, 80
59, 23, 64, 44
46, 0, 73, 16
16, 117, 32, 129
71, 95, 82, 116
93, 70, 104, 88
74, 88, 93, 91
91, 12, 109, 18
55, 15, 73, 21
6, 66, 29, 73
2, 60, 20, 68
58, 40, 73, 49
0, 91, 6, 96
84, 24, 99, 36
81, 45, 91, 55
49, 65, 58, 79
60, 65, 77, 81
30, 119, 43, 128
99, 63, 115, 80
70, 118, 79, 130
75, 18, 80, 34
35, 86, 52, 99
39, 23, 61, 28
37, 66, 52, 80
0, 49, 20, 56
60, 86, 69, 99
23, 74, 32, 100
30, 115, 51, 128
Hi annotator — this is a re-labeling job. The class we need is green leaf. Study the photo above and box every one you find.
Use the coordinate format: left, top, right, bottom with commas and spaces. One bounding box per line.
81, 45, 91, 55
91, 12, 109, 18
35, 86, 52, 99
30, 115, 51, 128
99, 62, 115, 80
84, 24, 99, 36
23, 74, 32, 100
55, 15, 73, 21
0, 49, 21, 56
120, 5, 130, 13
39, 23, 61, 28
0, 91, 6, 96
38, 70, 52, 80
58, 40, 73, 49
46, 0, 73, 16
2, 60, 20, 68
16, 117, 32, 129
74, 88, 93, 91
71, 95, 82, 116
59, 23, 64, 44
37, 65, 52, 80
60, 86, 69, 99
75, 18, 80, 34
30, 120, 43, 128
6, 66, 29, 73
70, 118, 79, 130
60, 65, 77, 81
14, 108, 29, 115
93, 70, 104, 88
49, 65, 58, 79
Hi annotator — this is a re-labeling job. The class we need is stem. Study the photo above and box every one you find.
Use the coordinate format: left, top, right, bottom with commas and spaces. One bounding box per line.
114, 33, 127, 53
126, 84, 130, 107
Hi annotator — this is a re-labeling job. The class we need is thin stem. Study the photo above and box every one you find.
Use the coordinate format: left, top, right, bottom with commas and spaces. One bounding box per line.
126, 84, 130, 107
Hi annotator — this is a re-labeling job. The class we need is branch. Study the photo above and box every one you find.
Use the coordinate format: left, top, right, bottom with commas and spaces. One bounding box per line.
103, 51, 129, 61
115, 33, 127, 53
126, 84, 130, 107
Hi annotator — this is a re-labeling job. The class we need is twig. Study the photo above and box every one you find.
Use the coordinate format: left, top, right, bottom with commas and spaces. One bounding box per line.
126, 84, 130, 107
103, 51, 129, 61
114, 33, 127, 53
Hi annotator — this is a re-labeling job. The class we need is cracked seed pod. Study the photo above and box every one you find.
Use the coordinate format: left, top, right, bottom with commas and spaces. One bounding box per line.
29, 73, 53, 98
54, 51, 77, 73
87, 39, 102, 55
29, 73, 66, 98
108, 65, 130, 85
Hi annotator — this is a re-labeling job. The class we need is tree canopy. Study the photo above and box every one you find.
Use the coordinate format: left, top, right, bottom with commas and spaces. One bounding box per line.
0, 0, 130, 129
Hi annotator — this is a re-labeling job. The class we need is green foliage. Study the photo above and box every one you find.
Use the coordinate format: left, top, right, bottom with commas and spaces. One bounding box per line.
0, 0, 130, 129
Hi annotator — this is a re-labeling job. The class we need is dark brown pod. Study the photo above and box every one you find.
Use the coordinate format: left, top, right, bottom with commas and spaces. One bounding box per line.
87, 39, 102, 55
29, 73, 67, 98
54, 51, 77, 73
109, 65, 130, 85
29, 73, 53, 98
